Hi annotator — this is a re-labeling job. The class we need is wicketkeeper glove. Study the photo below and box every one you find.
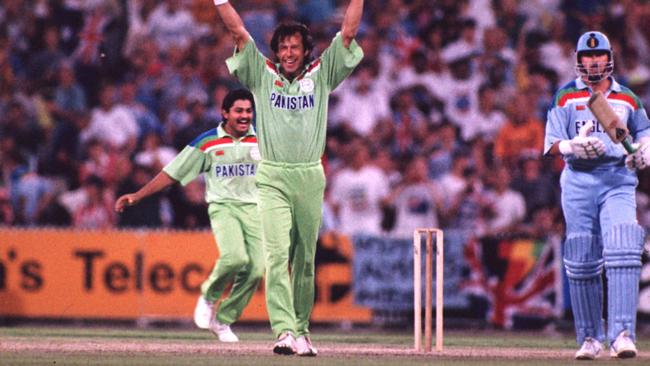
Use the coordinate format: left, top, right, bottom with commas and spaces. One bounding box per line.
625, 139, 650, 170
558, 120, 606, 159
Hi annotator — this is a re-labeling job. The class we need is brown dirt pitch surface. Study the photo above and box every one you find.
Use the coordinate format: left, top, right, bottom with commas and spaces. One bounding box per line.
2, 326, 649, 365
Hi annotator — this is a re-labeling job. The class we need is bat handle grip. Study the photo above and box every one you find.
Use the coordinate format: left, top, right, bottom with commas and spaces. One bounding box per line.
623, 139, 637, 154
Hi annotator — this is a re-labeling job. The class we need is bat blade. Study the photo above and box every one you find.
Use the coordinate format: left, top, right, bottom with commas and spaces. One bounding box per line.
587, 91, 636, 153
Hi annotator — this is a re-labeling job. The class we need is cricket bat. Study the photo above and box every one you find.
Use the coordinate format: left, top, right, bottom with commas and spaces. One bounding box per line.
587, 91, 636, 153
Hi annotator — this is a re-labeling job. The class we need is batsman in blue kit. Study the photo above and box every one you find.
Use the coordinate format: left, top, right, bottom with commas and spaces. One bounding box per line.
545, 31, 650, 360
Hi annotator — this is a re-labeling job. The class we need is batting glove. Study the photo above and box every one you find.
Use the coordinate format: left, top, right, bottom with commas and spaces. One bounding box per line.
625, 142, 650, 170
558, 120, 606, 159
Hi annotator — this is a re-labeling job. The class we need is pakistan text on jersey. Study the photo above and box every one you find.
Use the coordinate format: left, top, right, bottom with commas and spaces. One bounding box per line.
270, 92, 315, 110
214, 164, 257, 177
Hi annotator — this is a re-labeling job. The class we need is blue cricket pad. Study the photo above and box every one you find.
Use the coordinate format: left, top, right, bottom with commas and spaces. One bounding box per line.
603, 223, 645, 343
563, 234, 605, 344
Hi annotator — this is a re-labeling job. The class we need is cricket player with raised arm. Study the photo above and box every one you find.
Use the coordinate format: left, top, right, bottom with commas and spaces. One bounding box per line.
212, 0, 364, 356
544, 31, 650, 360
115, 89, 263, 343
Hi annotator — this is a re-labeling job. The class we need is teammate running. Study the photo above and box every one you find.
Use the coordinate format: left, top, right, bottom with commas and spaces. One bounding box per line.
115, 89, 263, 343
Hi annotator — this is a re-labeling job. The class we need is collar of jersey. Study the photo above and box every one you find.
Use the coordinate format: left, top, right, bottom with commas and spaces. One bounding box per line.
575, 76, 621, 93
217, 124, 256, 140
277, 58, 319, 82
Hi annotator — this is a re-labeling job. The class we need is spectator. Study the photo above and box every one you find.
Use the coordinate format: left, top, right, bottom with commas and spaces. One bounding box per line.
389, 90, 428, 159
436, 151, 472, 211
53, 61, 87, 120
443, 164, 491, 236
462, 0, 496, 33
119, 79, 162, 143
539, 17, 574, 85
78, 138, 115, 185
115, 164, 165, 228
72, 2, 121, 106
437, 51, 482, 129
80, 83, 139, 153
168, 179, 209, 229
134, 132, 177, 172
392, 49, 443, 101
427, 122, 461, 179
123, 0, 158, 58
456, 83, 507, 142
484, 165, 526, 234
40, 64, 85, 189
26, 25, 66, 88
441, 18, 480, 65
511, 155, 557, 222
330, 142, 389, 238
173, 99, 214, 151
204, 82, 230, 123
12, 169, 56, 226
161, 57, 208, 116
333, 61, 390, 136
493, 93, 544, 168
384, 156, 442, 238
60, 175, 114, 229
146, 0, 206, 54
0, 99, 43, 158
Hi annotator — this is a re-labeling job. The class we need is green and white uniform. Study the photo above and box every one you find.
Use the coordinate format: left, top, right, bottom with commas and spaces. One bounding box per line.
227, 33, 363, 336
163, 124, 263, 325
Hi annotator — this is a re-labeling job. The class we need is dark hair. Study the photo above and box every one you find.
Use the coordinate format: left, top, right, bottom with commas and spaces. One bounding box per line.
84, 175, 104, 189
270, 22, 314, 62
478, 83, 493, 97
221, 88, 255, 113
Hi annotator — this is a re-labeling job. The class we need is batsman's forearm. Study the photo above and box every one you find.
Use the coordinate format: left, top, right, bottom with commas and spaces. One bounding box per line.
134, 171, 177, 201
341, 0, 364, 47
214, 1, 249, 50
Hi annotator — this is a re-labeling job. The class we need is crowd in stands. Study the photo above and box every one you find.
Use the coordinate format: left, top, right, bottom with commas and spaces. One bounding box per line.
3, 0, 650, 240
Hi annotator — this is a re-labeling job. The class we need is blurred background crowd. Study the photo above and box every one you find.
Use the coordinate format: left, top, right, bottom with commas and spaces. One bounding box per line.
3, 0, 650, 240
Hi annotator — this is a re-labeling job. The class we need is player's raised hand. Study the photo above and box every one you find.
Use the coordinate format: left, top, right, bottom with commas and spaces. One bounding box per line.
625, 141, 650, 170
568, 120, 606, 159
115, 193, 139, 213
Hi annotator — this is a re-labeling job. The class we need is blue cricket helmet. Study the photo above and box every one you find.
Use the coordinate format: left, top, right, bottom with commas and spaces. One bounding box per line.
575, 31, 614, 83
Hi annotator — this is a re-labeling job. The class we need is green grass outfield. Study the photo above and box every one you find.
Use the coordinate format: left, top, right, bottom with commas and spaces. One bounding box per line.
1, 326, 649, 365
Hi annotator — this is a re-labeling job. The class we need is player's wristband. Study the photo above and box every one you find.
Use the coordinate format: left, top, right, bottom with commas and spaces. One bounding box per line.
214, 0, 228, 5
558, 140, 573, 155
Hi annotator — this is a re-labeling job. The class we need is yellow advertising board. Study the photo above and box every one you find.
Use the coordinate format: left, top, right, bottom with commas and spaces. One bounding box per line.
0, 228, 371, 322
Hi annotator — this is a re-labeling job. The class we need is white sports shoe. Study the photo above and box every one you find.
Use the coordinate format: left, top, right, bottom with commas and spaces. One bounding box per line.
296, 335, 318, 357
209, 319, 239, 343
273, 332, 296, 355
575, 337, 602, 360
610, 330, 637, 359
193, 296, 214, 329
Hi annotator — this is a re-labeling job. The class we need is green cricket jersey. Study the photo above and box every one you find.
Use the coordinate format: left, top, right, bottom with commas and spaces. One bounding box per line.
163, 124, 260, 204
226, 32, 363, 163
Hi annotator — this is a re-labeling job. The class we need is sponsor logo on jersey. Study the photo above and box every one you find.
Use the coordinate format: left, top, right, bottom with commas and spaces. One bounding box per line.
214, 163, 256, 177
269, 92, 315, 111
214, 150, 225, 156
299, 78, 314, 93
249, 146, 261, 161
